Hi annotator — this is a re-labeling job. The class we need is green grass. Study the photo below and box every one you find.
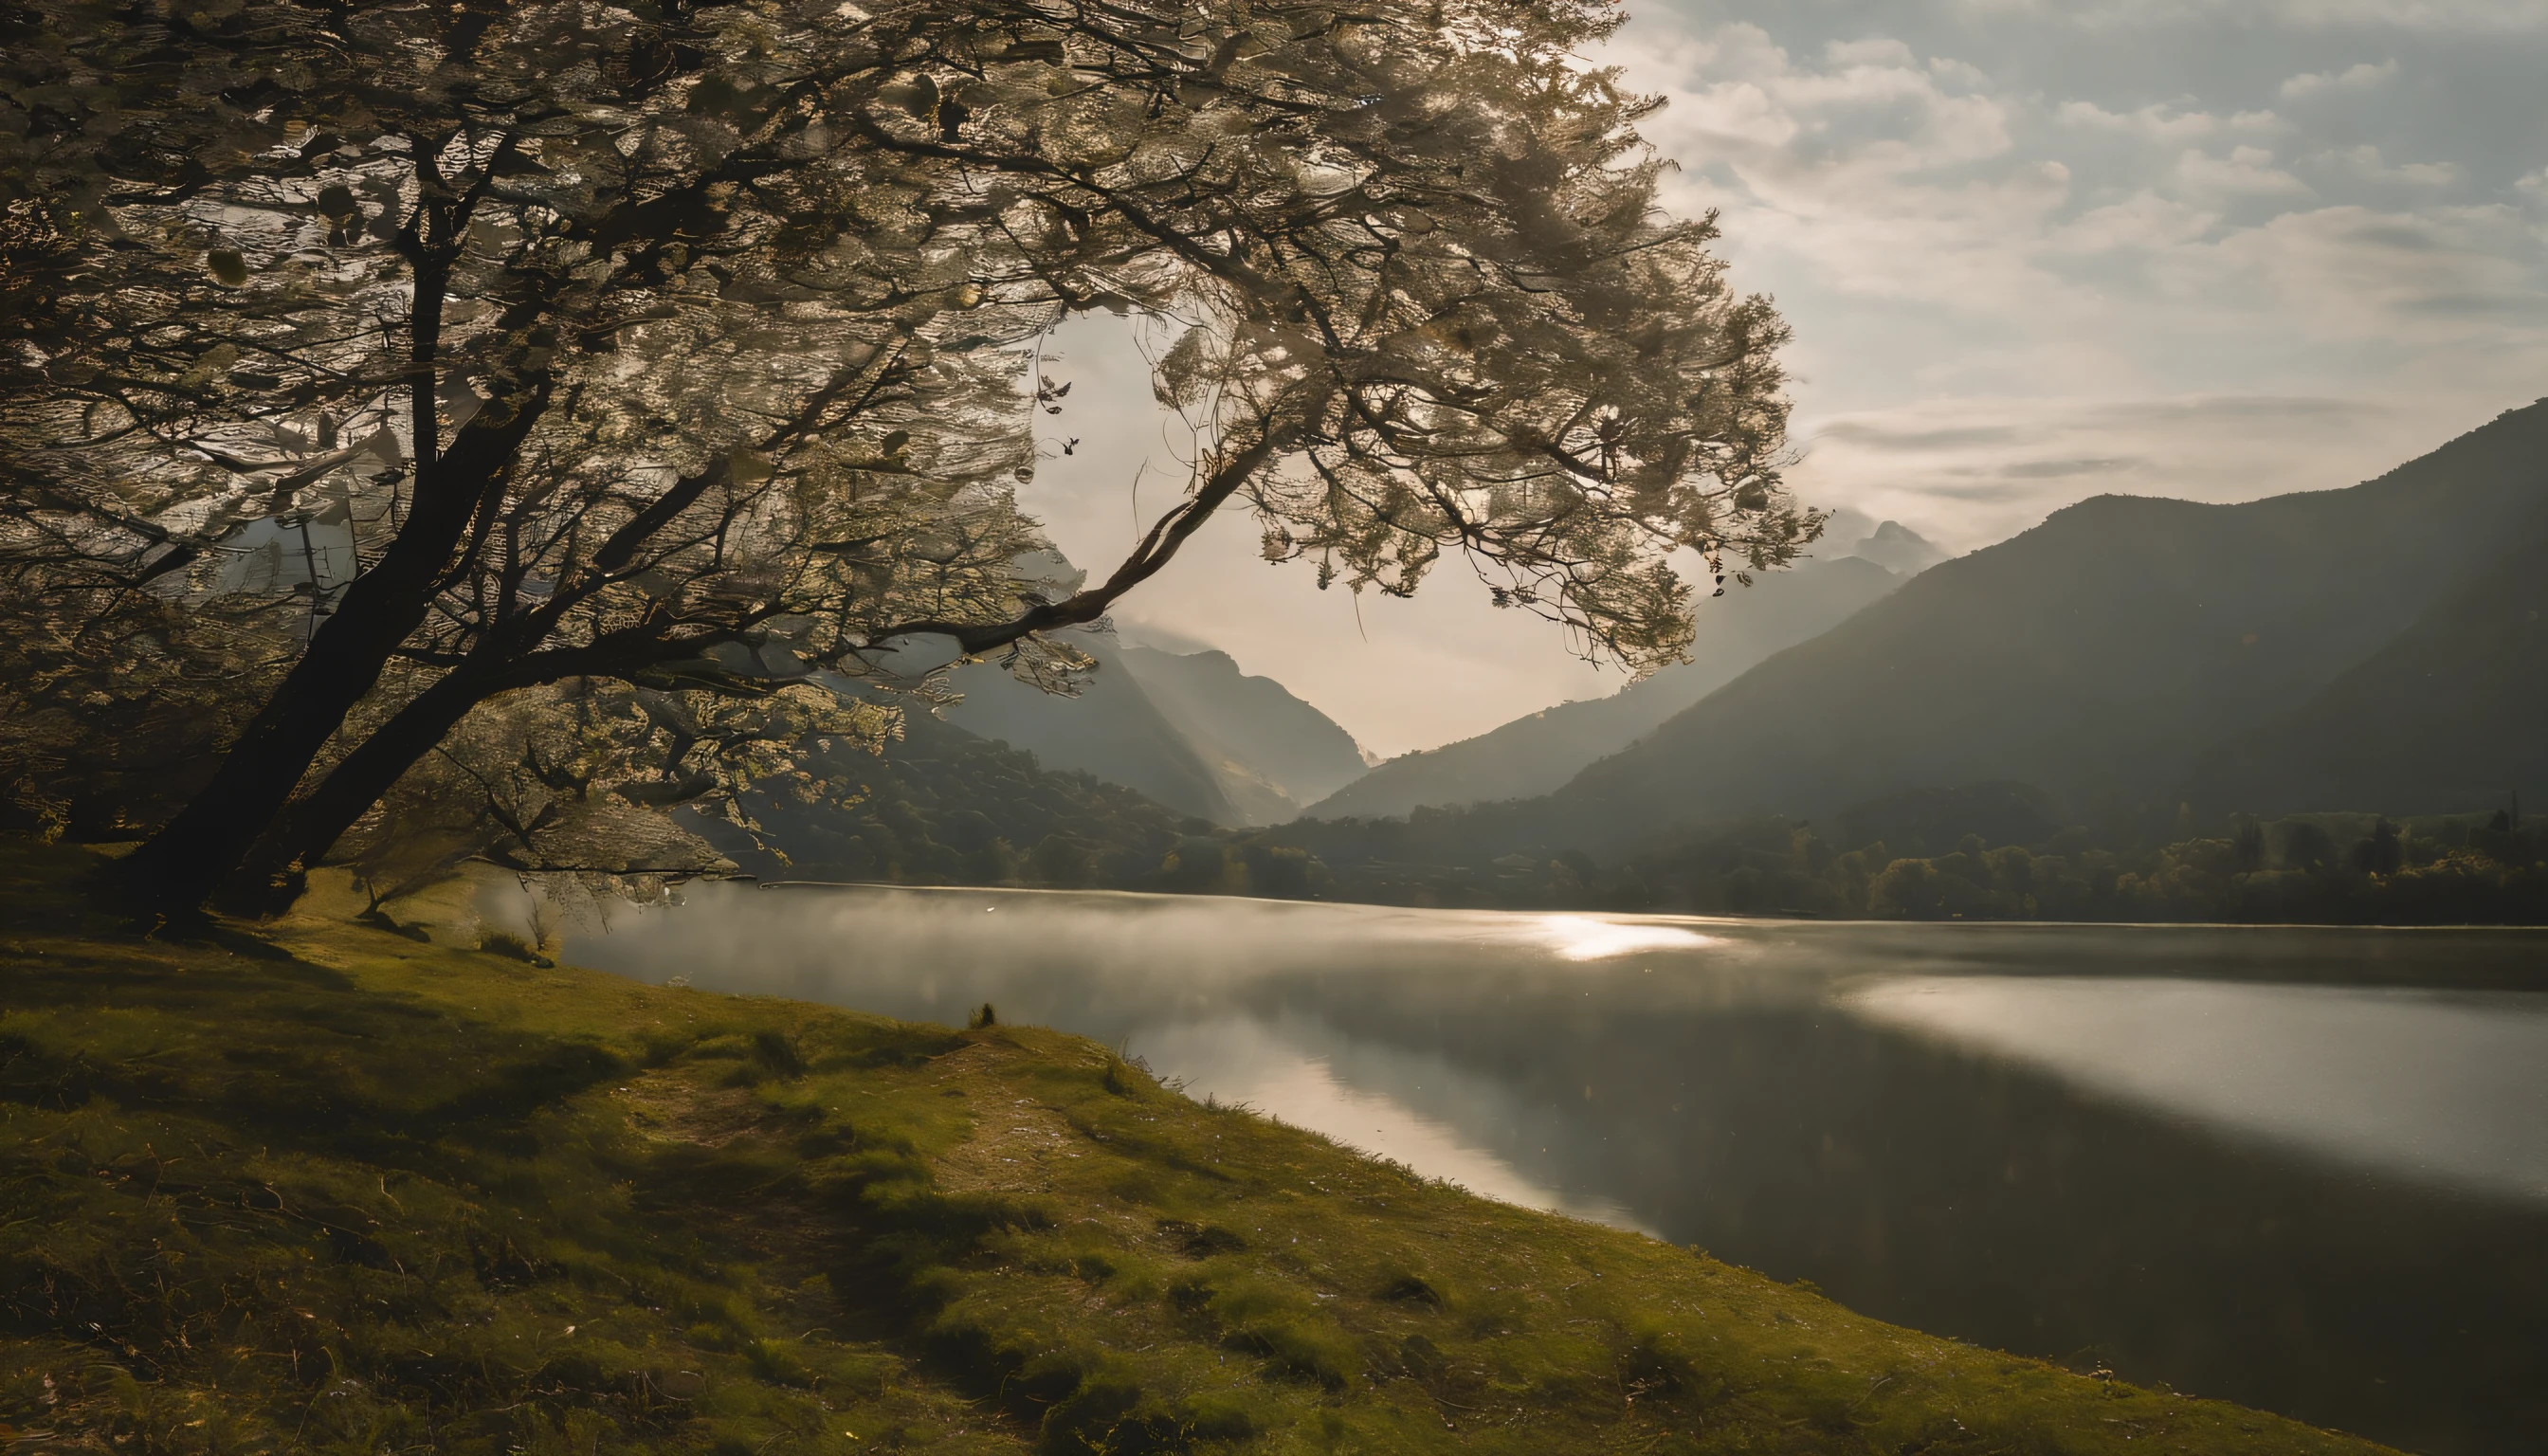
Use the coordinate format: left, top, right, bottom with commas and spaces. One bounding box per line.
0, 840, 2394, 1454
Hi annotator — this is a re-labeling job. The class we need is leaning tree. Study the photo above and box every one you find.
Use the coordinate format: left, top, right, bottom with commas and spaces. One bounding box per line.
0, 0, 1804, 911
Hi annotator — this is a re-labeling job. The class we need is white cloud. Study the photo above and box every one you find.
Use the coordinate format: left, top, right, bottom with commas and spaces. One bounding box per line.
2314, 145, 2459, 187
2055, 99, 2225, 142
1826, 36, 1919, 67
2172, 144, 2316, 204
1624, 29, 2066, 318
2279, 59, 2398, 100
2070, 2, 2528, 32
1786, 391, 2526, 551
1926, 55, 1990, 88
2167, 204, 2548, 340
2049, 191, 2219, 253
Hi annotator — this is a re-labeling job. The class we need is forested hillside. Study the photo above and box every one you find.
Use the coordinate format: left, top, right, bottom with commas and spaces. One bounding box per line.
697, 696, 1193, 887
1263, 791, 2546, 923
2193, 514, 2548, 816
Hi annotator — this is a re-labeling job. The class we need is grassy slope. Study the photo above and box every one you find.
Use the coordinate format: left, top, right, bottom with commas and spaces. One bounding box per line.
0, 845, 2392, 1455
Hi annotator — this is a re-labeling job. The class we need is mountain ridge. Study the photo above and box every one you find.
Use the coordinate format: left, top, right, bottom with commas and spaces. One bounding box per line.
1545, 398, 2548, 848
1306, 399, 2548, 858
1117, 644, 1371, 824
939, 637, 1243, 825
1305, 552, 1911, 820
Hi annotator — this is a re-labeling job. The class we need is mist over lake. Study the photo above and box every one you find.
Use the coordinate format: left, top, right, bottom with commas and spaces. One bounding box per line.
558, 885, 2548, 1456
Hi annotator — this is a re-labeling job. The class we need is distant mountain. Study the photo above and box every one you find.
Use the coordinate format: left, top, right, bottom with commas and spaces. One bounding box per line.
1115, 646, 1370, 826
1304, 551, 1910, 820
1846, 519, 1949, 576
1538, 400, 2548, 850
2191, 511, 2548, 818
920, 550, 1368, 828
703, 700, 1340, 900
701, 696, 1196, 885
939, 638, 1241, 826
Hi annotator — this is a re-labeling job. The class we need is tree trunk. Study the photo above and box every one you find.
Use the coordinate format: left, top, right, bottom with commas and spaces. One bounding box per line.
225, 629, 672, 908
125, 407, 1259, 915
119, 377, 552, 912
218, 652, 519, 913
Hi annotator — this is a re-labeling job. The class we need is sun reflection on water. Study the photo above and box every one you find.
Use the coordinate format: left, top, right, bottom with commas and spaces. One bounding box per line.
1527, 915, 1721, 961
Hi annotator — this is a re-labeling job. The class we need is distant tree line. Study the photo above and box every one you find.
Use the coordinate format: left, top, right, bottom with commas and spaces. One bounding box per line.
1625, 809, 2545, 926
1270, 786, 2548, 925
714, 741, 2548, 924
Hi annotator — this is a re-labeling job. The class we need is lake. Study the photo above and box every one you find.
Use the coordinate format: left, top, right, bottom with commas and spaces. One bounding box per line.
557, 884, 2548, 1456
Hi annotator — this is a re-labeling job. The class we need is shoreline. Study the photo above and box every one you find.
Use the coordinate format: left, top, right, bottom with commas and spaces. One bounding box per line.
0, 840, 2402, 1453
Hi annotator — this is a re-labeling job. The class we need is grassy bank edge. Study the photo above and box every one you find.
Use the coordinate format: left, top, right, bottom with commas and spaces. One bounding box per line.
0, 841, 2393, 1455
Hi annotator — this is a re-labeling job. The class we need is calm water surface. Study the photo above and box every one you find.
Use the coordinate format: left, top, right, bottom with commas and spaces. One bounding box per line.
558, 885, 2548, 1456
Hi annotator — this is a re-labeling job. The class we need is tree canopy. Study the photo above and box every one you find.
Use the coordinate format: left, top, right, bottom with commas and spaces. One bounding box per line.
0, 0, 1806, 910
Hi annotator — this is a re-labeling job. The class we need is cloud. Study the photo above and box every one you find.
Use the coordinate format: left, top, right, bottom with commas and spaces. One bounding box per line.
2163, 204, 2548, 340
1623, 26, 2072, 319
2062, 1, 2531, 31
1814, 421, 2024, 449
1826, 36, 1919, 67
2314, 145, 2459, 187
1782, 391, 2474, 548
2053, 99, 2258, 143
2048, 191, 2219, 253
1996, 455, 2144, 479
2258, 1, 2537, 27
2280, 59, 2398, 100
1602, 2, 2548, 525
2172, 145, 2315, 204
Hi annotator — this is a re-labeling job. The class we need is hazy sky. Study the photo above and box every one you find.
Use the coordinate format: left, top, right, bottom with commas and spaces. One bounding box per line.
1020, 0, 2548, 758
